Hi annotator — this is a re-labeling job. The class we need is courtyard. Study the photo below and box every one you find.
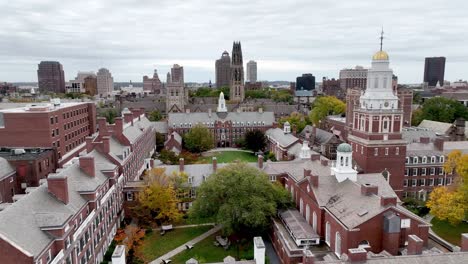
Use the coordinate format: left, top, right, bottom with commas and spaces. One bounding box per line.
431, 217, 468, 245
197, 150, 258, 164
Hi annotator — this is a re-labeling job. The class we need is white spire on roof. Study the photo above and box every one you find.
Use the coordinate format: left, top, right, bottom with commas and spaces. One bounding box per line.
217, 92, 227, 112
299, 141, 311, 159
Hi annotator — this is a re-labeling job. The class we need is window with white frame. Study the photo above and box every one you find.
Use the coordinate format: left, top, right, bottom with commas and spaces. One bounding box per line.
404, 169, 409, 176
126, 192, 134, 201
405, 157, 410, 164
385, 148, 389, 155
430, 167, 435, 175
421, 168, 426, 176
412, 168, 418, 176
440, 156, 445, 163
439, 167, 444, 175
447, 177, 452, 185
431, 156, 436, 163
429, 179, 434, 186
420, 179, 425, 186
422, 156, 427, 163
374, 148, 378, 156
396, 147, 399, 155
412, 179, 417, 187
437, 178, 443, 185
361, 146, 363, 154
413, 157, 419, 164
403, 179, 408, 187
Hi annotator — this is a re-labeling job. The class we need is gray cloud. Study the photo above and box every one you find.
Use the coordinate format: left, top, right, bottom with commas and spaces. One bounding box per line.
0, 0, 467, 83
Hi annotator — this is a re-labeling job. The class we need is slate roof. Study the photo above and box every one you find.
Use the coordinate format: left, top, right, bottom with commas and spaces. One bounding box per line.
402, 127, 437, 143
154, 121, 168, 134
0, 157, 15, 180
122, 116, 154, 143
418, 120, 453, 135
0, 150, 115, 258
317, 252, 468, 263
266, 128, 300, 148
168, 111, 275, 126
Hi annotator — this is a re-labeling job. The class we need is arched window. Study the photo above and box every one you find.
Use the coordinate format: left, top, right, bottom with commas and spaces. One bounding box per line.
306, 205, 310, 223
325, 222, 331, 246
335, 232, 342, 257
431, 156, 436, 163
440, 156, 445, 163
340, 156, 344, 166
359, 240, 370, 249
422, 156, 427, 163
312, 212, 317, 233
413, 157, 419, 164
345, 157, 349, 167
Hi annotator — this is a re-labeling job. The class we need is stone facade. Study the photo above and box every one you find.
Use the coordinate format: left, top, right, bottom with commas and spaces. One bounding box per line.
215, 51, 231, 88
230, 42, 245, 102
143, 69, 163, 95
96, 68, 114, 98
166, 64, 187, 113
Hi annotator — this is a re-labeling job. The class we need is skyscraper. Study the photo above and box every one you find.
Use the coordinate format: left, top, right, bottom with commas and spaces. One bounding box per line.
424, 57, 446, 87
96, 68, 114, 98
296, 73, 315, 91
246, 60, 257, 83
230, 41, 245, 102
166, 64, 186, 112
143, 69, 163, 95
37, 61, 66, 93
215, 51, 231, 88
339, 66, 368, 90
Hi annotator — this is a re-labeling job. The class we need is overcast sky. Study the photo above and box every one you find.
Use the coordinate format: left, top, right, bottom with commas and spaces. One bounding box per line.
1, 0, 467, 84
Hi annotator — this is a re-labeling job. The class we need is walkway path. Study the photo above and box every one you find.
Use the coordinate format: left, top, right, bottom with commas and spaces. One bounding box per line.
205, 148, 253, 153
149, 225, 222, 264
152, 223, 215, 231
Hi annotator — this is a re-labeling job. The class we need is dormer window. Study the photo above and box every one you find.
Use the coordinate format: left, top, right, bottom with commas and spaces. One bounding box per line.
413, 157, 419, 164
422, 156, 427, 163
440, 156, 445, 163
431, 156, 436, 163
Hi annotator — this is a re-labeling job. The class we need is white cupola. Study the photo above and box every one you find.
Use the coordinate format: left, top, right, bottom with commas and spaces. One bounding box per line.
331, 143, 357, 182
217, 92, 227, 112
299, 141, 311, 159
283, 121, 291, 134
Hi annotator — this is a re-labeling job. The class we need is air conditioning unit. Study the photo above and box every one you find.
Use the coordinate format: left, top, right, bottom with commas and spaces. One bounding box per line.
12, 149, 26, 155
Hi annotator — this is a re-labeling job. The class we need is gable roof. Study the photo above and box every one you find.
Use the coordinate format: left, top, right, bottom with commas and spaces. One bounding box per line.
266, 128, 300, 148
418, 120, 453, 135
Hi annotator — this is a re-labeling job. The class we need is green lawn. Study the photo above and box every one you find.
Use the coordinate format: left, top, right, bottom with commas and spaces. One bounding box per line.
171, 233, 254, 263
431, 217, 468, 245
197, 151, 257, 164
137, 226, 212, 262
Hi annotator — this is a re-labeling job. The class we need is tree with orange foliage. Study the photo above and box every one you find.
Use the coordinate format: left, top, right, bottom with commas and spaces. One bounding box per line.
427, 150, 468, 225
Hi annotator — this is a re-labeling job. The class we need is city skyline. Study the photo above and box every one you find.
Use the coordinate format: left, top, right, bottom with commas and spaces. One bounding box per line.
1, 0, 467, 83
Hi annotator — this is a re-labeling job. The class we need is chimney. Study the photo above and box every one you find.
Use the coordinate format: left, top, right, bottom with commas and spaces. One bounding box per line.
253, 237, 266, 264
186, 108, 191, 114
97, 117, 108, 136
461, 234, 468, 252
212, 157, 217, 172
208, 108, 212, 118
114, 117, 124, 136
302, 250, 314, 264
381, 196, 397, 207
47, 174, 69, 204
258, 155, 263, 169
407, 235, 423, 255
79, 156, 95, 177
420, 137, 430, 144
320, 159, 328, 166
311, 153, 320, 161
102, 136, 110, 153
361, 184, 378, 196
310, 125, 316, 144
434, 137, 444, 151
179, 158, 185, 172
124, 112, 134, 125
85, 136, 94, 153
348, 248, 367, 262
310, 174, 318, 188
258, 108, 263, 113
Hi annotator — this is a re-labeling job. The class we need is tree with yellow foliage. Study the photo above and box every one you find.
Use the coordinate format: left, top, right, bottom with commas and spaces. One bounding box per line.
133, 168, 184, 226
427, 150, 468, 225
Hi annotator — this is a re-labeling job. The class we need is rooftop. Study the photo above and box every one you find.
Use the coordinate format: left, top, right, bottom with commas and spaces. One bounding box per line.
0, 101, 90, 114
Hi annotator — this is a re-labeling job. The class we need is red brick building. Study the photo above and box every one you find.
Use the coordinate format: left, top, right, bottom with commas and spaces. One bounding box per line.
0, 100, 97, 166
0, 157, 16, 203
264, 145, 430, 263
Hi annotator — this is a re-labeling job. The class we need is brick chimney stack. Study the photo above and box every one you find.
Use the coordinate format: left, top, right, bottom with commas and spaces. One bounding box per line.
434, 137, 445, 151
101, 136, 110, 153
85, 136, 94, 153
348, 248, 367, 262
407, 235, 423, 255
302, 250, 314, 264
461, 233, 468, 252
361, 184, 378, 196
179, 158, 185, 172
114, 117, 124, 136
381, 196, 397, 207
258, 155, 263, 169
47, 174, 69, 204
79, 156, 95, 177
97, 117, 108, 136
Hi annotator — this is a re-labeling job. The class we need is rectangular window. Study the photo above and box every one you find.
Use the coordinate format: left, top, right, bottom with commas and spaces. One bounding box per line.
430, 167, 435, 175
396, 147, 399, 155
447, 177, 452, 185
50, 117, 54, 124
439, 167, 444, 175
403, 179, 408, 187
429, 179, 434, 186
404, 169, 409, 176
374, 148, 378, 156
385, 148, 389, 156
421, 168, 426, 176
420, 179, 425, 186
412, 168, 418, 176
438, 178, 443, 185
412, 179, 417, 187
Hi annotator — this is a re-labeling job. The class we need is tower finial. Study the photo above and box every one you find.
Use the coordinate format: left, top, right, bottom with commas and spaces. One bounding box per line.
380, 27, 384, 51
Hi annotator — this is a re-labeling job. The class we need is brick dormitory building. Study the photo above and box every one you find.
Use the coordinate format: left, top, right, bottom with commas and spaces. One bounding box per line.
0, 107, 156, 264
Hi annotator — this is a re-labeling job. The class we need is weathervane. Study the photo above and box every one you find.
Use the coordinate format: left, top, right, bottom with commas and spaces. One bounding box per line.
380, 27, 384, 51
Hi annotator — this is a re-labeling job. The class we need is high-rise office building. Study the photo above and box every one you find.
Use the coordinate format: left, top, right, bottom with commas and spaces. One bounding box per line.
424, 57, 446, 87
84, 75, 98, 96
296, 73, 315, 91
230, 41, 245, 102
246, 60, 257, 83
37, 61, 66, 93
143, 69, 163, 95
96, 68, 114, 98
339, 66, 368, 90
215, 51, 231, 88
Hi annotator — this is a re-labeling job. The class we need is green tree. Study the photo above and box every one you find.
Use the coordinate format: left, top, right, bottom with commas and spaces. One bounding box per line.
159, 149, 179, 164
309, 96, 345, 125
183, 124, 214, 153
271, 89, 293, 103
100, 109, 119, 124
279, 112, 310, 132
148, 110, 162, 121
244, 129, 267, 152
189, 163, 291, 235
427, 151, 468, 225
412, 97, 468, 125
155, 132, 165, 151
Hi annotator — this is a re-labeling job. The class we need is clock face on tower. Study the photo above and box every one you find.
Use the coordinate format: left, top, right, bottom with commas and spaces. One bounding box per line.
384, 101, 389, 107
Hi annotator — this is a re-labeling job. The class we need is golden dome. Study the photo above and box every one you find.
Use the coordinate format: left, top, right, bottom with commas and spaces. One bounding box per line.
372, 50, 389, 60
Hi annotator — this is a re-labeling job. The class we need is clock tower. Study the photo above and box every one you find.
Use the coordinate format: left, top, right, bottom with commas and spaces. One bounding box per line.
347, 32, 406, 197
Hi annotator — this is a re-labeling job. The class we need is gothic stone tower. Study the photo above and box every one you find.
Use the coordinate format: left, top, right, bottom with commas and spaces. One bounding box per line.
166, 64, 186, 113
230, 41, 245, 102
347, 38, 406, 197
